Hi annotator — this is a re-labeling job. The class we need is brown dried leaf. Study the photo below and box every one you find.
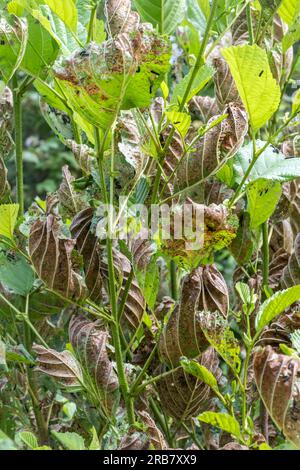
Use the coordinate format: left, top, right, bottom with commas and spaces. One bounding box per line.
159, 265, 228, 366
119, 429, 149, 450
230, 212, 254, 265
157, 347, 221, 420
0, 157, 9, 199
254, 346, 300, 449
0, 86, 14, 159
65, 140, 96, 175
176, 103, 248, 186
57, 166, 87, 217
189, 96, 219, 124
213, 58, 242, 111
139, 411, 167, 450
69, 315, 119, 411
282, 233, 300, 288
33, 344, 83, 387
29, 213, 87, 301
70, 208, 103, 303
105, 0, 140, 36
258, 305, 300, 348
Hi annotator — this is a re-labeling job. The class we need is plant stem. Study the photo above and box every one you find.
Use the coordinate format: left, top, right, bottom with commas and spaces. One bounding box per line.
151, 0, 218, 204
87, 2, 98, 43
262, 221, 270, 294
24, 296, 48, 444
246, 3, 254, 45
12, 75, 24, 216
94, 126, 135, 426
170, 260, 178, 300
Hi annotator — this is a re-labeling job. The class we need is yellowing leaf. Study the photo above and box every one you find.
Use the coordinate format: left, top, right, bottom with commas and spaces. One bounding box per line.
247, 179, 282, 228
278, 0, 300, 24
0, 204, 19, 240
221, 45, 280, 131
198, 412, 241, 438
165, 110, 191, 137
42, 0, 78, 32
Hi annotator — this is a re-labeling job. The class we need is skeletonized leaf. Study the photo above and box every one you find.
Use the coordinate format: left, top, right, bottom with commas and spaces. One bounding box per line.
254, 346, 300, 448
157, 347, 221, 420
33, 344, 83, 387
139, 411, 167, 450
0, 157, 9, 199
57, 166, 87, 218
69, 315, 119, 412
54, 26, 171, 128
0, 86, 14, 159
105, 0, 140, 36
222, 45, 280, 131
159, 265, 228, 366
29, 212, 87, 301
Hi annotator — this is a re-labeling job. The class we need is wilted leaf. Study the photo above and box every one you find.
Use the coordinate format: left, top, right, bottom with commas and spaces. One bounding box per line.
222, 45, 280, 131
105, 0, 140, 36
33, 344, 83, 387
0, 86, 14, 159
254, 345, 300, 449
230, 212, 254, 265
159, 265, 228, 366
157, 347, 221, 420
139, 411, 167, 450
189, 96, 218, 123
213, 57, 242, 111
0, 157, 9, 199
29, 211, 87, 301
69, 315, 119, 412
57, 166, 87, 218
282, 234, 300, 288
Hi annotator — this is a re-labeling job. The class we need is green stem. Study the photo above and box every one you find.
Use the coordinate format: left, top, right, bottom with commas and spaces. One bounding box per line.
24, 296, 48, 444
94, 125, 135, 426
170, 260, 178, 300
262, 221, 270, 294
151, 0, 218, 204
12, 75, 24, 216
246, 3, 254, 45
87, 2, 98, 43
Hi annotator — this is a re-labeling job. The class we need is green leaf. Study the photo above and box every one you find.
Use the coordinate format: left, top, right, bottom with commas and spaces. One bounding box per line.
222, 45, 280, 131
0, 339, 7, 372
197, 0, 210, 20
235, 282, 251, 305
134, 0, 186, 34
292, 89, 300, 114
256, 285, 300, 332
20, 15, 59, 78
89, 427, 100, 451
40, 0, 78, 32
171, 64, 214, 105
282, 18, 300, 53
0, 430, 18, 450
6, 344, 35, 365
0, 14, 28, 83
233, 141, 300, 184
165, 110, 191, 138
19, 431, 38, 449
278, 0, 300, 24
198, 412, 241, 438
51, 431, 86, 450
180, 357, 219, 391
247, 179, 282, 228
0, 204, 19, 240
34, 79, 68, 112
0, 253, 35, 295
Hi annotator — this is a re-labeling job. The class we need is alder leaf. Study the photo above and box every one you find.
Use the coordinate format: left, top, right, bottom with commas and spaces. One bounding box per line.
222, 45, 281, 131
51, 431, 86, 450
278, 0, 300, 24
19, 431, 38, 450
256, 285, 300, 332
0, 14, 28, 84
0, 204, 19, 240
197, 411, 241, 439
247, 179, 282, 229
